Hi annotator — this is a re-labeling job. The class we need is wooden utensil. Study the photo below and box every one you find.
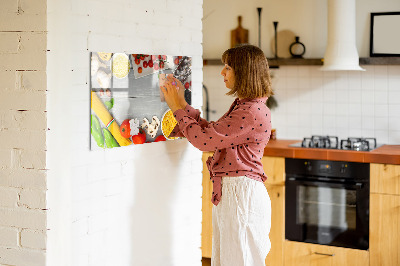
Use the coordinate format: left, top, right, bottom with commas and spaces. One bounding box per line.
231, 16, 249, 48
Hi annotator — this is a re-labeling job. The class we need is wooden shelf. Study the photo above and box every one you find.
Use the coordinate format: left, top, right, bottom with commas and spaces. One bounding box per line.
203, 57, 400, 67
268, 58, 322, 67
203, 58, 322, 67
359, 57, 400, 65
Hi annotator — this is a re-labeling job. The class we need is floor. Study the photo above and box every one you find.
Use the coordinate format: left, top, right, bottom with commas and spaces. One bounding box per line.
202, 257, 211, 266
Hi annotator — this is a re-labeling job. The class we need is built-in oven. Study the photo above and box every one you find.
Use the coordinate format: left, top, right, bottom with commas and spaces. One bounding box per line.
285, 158, 370, 250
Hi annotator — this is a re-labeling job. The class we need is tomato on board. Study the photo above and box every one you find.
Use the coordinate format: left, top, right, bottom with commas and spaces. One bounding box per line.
132, 129, 146, 144
135, 58, 140, 65
143, 61, 148, 68
138, 67, 143, 73
132, 135, 144, 144
120, 119, 131, 138
155, 135, 167, 142
148, 60, 153, 68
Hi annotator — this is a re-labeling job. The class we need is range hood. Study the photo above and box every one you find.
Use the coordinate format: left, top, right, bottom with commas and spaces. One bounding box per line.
320, 0, 365, 71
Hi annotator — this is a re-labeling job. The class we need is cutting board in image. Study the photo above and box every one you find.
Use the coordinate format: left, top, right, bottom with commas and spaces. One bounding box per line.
231, 16, 249, 48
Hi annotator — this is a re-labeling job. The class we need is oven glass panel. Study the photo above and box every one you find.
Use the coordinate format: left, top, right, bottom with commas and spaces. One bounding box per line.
297, 186, 357, 230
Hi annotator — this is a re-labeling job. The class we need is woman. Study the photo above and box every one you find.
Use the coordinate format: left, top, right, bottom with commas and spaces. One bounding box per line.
161, 44, 273, 266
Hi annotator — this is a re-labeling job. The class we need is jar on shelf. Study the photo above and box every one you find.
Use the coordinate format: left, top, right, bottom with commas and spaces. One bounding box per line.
289, 36, 306, 58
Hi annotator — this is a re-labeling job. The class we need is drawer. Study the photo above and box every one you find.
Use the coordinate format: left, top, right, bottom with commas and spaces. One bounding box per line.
283, 241, 369, 266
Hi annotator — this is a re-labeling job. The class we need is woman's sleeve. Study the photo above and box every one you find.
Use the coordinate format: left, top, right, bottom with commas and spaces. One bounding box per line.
172, 107, 257, 152
169, 104, 211, 137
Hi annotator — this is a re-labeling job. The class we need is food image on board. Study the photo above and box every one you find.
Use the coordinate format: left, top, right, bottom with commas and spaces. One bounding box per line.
89, 52, 192, 150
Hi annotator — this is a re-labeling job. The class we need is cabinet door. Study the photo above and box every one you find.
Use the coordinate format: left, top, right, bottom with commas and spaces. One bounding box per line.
370, 193, 400, 266
261, 156, 285, 185
284, 241, 369, 266
202, 152, 213, 258
370, 163, 400, 195
264, 185, 284, 266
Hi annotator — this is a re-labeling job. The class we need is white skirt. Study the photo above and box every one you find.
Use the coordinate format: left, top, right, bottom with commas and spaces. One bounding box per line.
212, 176, 271, 266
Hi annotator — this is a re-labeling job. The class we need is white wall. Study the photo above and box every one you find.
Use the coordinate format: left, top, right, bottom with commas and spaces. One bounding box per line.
0, 0, 48, 264
271, 65, 400, 144
204, 64, 400, 145
46, 0, 203, 266
203, 0, 400, 58
203, 0, 400, 145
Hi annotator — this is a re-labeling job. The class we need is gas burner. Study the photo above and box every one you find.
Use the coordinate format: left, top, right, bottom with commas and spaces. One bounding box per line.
340, 137, 377, 151
301, 135, 339, 149
290, 136, 380, 151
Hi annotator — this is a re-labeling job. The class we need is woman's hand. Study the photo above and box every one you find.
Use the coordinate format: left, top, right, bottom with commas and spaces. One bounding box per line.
160, 75, 186, 113
167, 75, 187, 108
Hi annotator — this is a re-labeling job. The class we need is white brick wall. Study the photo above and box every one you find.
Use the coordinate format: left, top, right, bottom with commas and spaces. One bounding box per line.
2, 0, 204, 265
21, 229, 47, 250
0, 187, 19, 208
46, 1, 203, 266
0, 0, 48, 265
0, 227, 19, 247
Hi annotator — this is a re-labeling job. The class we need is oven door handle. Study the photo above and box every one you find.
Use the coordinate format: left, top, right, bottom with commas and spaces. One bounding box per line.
287, 177, 364, 189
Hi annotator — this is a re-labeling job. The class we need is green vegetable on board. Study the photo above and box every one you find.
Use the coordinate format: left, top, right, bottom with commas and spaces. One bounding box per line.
91, 115, 104, 148
103, 128, 120, 148
105, 98, 114, 110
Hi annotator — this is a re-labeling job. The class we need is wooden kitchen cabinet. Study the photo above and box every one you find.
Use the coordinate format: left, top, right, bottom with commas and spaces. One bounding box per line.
370, 163, 400, 266
202, 152, 213, 258
261, 156, 285, 186
264, 184, 285, 266
262, 156, 285, 266
370, 193, 400, 266
284, 241, 369, 266
370, 163, 400, 195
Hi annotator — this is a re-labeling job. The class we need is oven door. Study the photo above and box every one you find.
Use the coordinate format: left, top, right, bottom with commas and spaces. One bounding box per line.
285, 177, 369, 250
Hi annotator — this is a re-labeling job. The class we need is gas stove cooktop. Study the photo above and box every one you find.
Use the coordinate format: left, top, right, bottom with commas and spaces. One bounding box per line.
289, 135, 382, 151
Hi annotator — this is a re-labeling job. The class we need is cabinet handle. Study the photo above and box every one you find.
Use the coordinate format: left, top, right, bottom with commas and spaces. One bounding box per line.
314, 252, 335, 257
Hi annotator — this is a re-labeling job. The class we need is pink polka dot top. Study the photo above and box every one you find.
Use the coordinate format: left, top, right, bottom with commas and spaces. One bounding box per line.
171, 97, 272, 206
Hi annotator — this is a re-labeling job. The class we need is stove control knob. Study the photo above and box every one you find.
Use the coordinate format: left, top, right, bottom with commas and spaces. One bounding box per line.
304, 161, 312, 171
340, 164, 347, 174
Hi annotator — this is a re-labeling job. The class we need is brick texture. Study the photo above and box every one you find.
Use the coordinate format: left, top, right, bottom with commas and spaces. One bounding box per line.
19, 189, 47, 209
21, 229, 46, 249
0, 168, 47, 189
0, 247, 46, 266
0, 0, 47, 264
0, 90, 46, 111
0, 227, 19, 247
0, 208, 46, 230
0, 110, 47, 130
0, 187, 19, 208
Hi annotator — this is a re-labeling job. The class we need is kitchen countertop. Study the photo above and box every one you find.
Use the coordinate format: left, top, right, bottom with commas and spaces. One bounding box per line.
264, 139, 400, 165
